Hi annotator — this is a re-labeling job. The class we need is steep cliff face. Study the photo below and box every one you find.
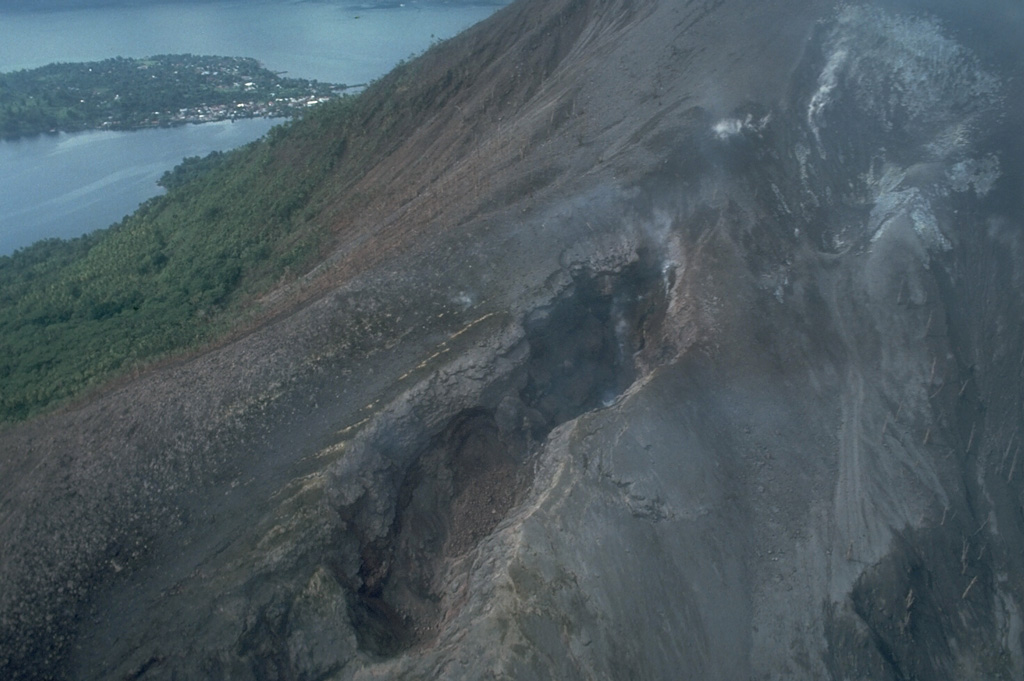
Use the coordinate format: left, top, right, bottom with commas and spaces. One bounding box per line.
2, 0, 1023, 679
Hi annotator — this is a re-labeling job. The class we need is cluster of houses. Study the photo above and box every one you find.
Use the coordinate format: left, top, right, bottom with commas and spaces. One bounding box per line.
172, 94, 337, 123
98, 93, 337, 129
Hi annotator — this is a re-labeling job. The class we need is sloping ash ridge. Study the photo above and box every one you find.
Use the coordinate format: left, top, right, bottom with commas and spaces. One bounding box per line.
2, 0, 1024, 679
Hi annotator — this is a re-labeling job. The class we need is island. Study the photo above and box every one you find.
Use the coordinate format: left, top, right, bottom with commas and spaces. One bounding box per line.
0, 54, 357, 139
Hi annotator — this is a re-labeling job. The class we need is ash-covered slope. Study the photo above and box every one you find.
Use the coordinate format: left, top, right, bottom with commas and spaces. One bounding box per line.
2, 0, 1024, 679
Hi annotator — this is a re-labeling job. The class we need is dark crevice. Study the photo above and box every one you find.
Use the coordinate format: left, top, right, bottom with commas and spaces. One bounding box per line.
345, 258, 668, 657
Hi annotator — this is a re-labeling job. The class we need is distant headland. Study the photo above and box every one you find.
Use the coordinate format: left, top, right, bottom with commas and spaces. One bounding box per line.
0, 54, 360, 140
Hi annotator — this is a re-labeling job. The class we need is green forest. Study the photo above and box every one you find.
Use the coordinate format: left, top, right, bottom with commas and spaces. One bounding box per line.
0, 54, 350, 139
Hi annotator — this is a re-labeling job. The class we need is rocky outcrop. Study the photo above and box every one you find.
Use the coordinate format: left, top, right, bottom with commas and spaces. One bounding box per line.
2, 0, 1023, 679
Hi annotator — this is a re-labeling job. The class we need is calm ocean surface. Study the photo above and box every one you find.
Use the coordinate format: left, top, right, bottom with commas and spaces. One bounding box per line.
0, 0, 507, 254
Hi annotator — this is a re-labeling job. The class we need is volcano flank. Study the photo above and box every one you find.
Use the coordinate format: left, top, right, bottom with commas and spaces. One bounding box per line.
2, 0, 1024, 679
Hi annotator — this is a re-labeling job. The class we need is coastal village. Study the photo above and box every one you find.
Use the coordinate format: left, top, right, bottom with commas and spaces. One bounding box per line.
105, 92, 342, 129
